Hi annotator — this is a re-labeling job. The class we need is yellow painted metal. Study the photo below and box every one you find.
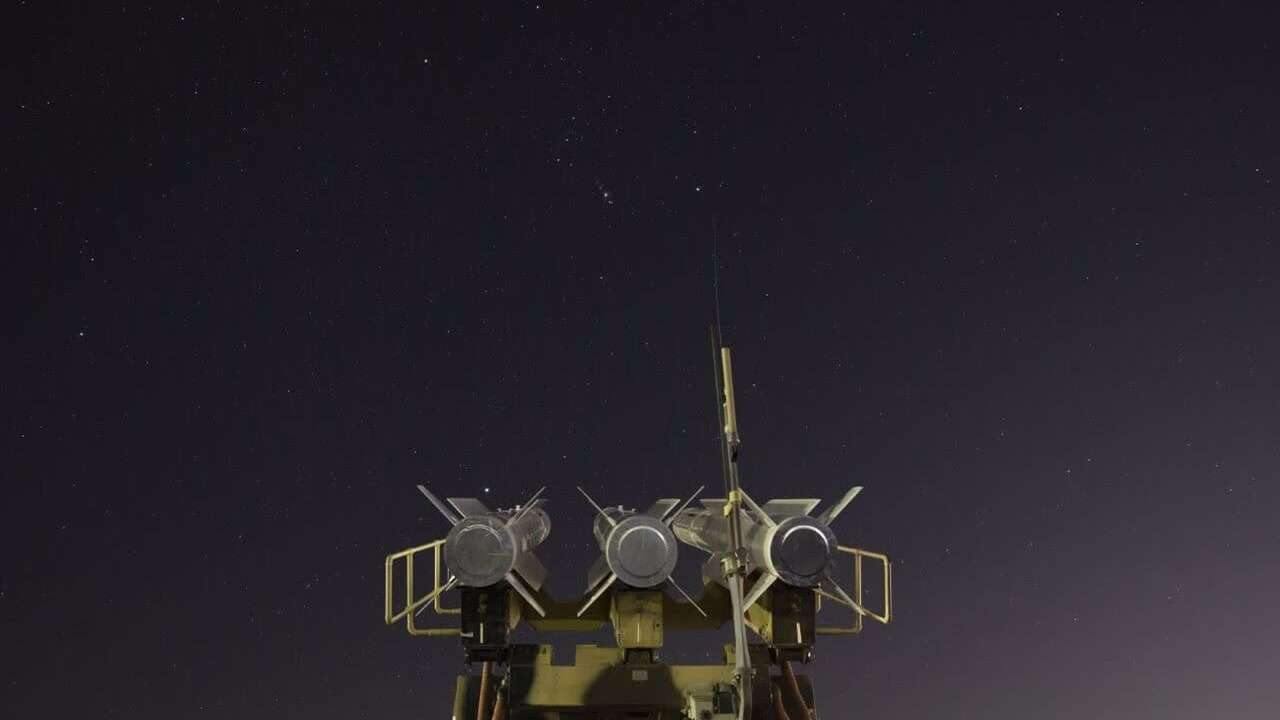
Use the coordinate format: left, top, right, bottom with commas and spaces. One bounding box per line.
610, 591, 664, 649
723, 489, 740, 516
520, 584, 728, 633
506, 644, 736, 711
743, 596, 773, 642
816, 545, 892, 635
720, 348, 740, 446
530, 644, 555, 665
383, 538, 460, 636
522, 594, 609, 633
573, 643, 626, 665
853, 546, 892, 624
451, 675, 469, 720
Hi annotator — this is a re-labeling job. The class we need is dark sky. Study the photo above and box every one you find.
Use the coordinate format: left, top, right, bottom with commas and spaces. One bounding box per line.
6, 2, 1280, 718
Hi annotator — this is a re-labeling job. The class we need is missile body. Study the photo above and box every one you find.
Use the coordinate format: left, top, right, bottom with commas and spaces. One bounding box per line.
445, 505, 551, 587
592, 507, 679, 588
671, 504, 836, 587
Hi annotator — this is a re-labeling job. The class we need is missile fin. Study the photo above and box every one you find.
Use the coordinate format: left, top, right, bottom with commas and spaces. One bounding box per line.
668, 576, 708, 617
508, 486, 547, 524
576, 573, 618, 617
760, 499, 821, 519
642, 498, 680, 519
664, 485, 705, 525
505, 571, 546, 617
737, 488, 776, 528
818, 573, 868, 617
702, 552, 726, 587
742, 572, 777, 610
585, 555, 611, 593
577, 486, 617, 527
512, 551, 548, 591
816, 486, 863, 526
412, 575, 459, 617
446, 497, 491, 518
417, 485, 461, 526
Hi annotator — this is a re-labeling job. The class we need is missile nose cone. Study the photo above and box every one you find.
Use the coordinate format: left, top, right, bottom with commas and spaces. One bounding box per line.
444, 516, 515, 587
770, 517, 837, 587
778, 525, 829, 575
616, 525, 668, 576
607, 515, 679, 588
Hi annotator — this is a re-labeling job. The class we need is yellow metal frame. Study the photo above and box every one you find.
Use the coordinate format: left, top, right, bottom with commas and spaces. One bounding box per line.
384, 539, 460, 636
816, 545, 892, 635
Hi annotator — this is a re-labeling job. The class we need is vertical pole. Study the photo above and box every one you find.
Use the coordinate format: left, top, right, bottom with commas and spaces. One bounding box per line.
476, 661, 492, 720
406, 555, 415, 624
855, 551, 864, 634
772, 682, 793, 720
782, 662, 813, 720
721, 348, 740, 451
710, 325, 752, 719
489, 685, 506, 720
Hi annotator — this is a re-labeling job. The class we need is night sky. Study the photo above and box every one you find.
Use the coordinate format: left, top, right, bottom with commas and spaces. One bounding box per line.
6, 3, 1280, 718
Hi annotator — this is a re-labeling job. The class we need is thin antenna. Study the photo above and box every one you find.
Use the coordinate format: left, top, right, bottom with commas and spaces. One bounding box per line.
576, 486, 617, 528
712, 217, 724, 340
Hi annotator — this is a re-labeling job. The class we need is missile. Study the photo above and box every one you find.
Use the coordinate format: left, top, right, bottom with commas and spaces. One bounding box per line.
589, 502, 680, 588
671, 484, 868, 613
575, 486, 707, 617
417, 485, 550, 617
445, 501, 550, 588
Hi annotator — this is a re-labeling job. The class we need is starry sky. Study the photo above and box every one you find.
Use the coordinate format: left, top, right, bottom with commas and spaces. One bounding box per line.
5, 2, 1280, 718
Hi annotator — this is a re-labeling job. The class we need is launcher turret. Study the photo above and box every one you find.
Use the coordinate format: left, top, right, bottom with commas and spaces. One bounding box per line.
382, 327, 894, 719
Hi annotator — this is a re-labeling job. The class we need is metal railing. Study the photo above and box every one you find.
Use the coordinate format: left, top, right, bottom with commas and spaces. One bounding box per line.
816, 545, 892, 635
384, 538, 460, 636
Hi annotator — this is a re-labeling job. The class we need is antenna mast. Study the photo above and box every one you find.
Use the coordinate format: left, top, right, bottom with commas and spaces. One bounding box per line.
710, 322, 753, 719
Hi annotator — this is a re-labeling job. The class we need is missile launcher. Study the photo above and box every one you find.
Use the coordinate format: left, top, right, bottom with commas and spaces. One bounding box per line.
383, 328, 893, 718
